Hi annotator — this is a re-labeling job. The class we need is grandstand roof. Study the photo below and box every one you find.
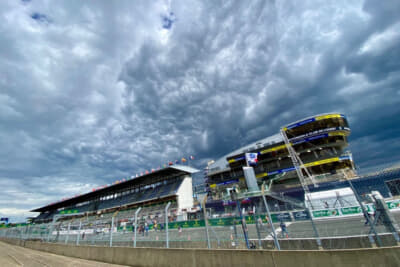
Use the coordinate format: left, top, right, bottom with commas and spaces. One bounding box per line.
284, 112, 345, 127
31, 165, 199, 213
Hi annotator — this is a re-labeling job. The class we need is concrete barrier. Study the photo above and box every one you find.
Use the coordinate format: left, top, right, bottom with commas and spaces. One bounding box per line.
1, 238, 399, 267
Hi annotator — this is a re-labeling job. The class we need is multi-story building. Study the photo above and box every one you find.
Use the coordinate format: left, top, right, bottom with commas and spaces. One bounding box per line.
206, 113, 355, 201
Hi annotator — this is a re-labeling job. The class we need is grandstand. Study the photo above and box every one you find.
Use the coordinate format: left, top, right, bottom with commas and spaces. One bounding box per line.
206, 113, 354, 200
32, 165, 199, 223
203, 113, 359, 214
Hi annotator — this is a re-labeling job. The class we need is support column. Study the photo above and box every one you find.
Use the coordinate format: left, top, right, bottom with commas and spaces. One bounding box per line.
165, 202, 171, 248
109, 217, 114, 247
133, 207, 141, 248
76, 221, 82, 246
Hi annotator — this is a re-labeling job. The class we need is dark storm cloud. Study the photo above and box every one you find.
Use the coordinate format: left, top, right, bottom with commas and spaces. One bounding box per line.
0, 0, 399, 221
31, 12, 50, 24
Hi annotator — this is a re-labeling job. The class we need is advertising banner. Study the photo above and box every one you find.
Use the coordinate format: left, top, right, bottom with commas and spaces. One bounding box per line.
312, 209, 340, 218
341, 206, 362, 215
168, 219, 206, 229
59, 209, 79, 214
293, 210, 310, 221
386, 200, 400, 210
271, 212, 292, 222
52, 229, 94, 235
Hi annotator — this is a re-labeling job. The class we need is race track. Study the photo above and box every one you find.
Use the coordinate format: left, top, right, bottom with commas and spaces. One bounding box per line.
0, 241, 126, 267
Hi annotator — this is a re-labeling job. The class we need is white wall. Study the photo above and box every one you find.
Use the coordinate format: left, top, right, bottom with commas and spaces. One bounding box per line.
176, 175, 194, 214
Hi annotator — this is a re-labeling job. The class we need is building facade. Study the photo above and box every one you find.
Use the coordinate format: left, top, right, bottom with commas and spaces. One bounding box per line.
205, 113, 355, 201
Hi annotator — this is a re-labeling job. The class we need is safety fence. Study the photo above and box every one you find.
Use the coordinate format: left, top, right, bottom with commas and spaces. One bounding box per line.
1, 199, 400, 250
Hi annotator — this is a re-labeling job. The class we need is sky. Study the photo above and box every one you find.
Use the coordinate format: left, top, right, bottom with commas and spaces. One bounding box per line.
0, 0, 400, 222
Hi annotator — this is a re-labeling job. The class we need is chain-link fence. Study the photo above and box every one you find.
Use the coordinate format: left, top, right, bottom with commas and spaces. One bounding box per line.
1, 198, 400, 250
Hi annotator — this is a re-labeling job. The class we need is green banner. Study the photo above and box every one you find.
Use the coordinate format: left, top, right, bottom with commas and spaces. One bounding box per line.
168, 219, 206, 229
387, 200, 400, 210
341, 206, 362, 215
312, 209, 340, 217
59, 209, 79, 214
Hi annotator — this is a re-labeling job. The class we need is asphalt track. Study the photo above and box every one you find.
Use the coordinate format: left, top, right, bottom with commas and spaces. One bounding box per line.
0, 241, 127, 267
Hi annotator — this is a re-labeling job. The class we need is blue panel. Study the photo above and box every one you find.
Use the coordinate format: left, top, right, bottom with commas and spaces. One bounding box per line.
286, 118, 316, 130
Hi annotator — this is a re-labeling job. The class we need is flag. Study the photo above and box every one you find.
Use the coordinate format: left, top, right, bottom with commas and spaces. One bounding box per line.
151, 168, 155, 173
145, 170, 149, 174
245, 153, 258, 166
175, 160, 179, 164
163, 164, 167, 168
181, 157, 187, 163
168, 161, 173, 166
189, 155, 195, 160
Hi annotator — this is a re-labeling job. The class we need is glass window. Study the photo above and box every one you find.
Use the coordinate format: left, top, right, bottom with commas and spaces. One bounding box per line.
386, 179, 400, 196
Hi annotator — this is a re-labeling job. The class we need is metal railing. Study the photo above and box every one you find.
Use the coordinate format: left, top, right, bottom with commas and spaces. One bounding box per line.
1, 200, 400, 250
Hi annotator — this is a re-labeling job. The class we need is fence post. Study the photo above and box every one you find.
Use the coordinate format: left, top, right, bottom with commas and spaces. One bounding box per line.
47, 215, 58, 242
202, 196, 211, 249
233, 220, 238, 248
26, 224, 31, 240
261, 183, 280, 250
305, 206, 323, 249
253, 207, 262, 249
46, 223, 52, 242
133, 207, 141, 248
165, 202, 171, 248
347, 179, 382, 247
76, 220, 82, 246
65, 222, 71, 244
91, 223, 95, 246
110, 216, 114, 247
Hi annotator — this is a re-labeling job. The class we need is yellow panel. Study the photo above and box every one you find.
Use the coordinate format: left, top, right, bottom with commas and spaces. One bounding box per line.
304, 157, 339, 167
315, 114, 342, 121
328, 131, 348, 137
260, 144, 287, 154
209, 184, 216, 188
256, 172, 268, 178
228, 159, 236, 163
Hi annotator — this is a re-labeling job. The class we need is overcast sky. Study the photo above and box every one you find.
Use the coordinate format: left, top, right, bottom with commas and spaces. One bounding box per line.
1, 0, 399, 222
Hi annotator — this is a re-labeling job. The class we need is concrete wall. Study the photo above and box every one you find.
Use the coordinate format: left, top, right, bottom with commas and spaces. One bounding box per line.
1, 238, 400, 267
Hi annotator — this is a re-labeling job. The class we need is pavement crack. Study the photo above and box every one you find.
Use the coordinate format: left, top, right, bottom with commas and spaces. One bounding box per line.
7, 253, 23, 266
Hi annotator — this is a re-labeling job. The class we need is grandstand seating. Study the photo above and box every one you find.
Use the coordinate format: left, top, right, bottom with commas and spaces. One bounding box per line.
35, 213, 49, 221
61, 179, 185, 214
35, 179, 185, 224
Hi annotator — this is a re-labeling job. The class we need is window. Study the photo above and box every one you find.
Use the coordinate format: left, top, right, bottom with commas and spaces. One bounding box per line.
386, 179, 400, 196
